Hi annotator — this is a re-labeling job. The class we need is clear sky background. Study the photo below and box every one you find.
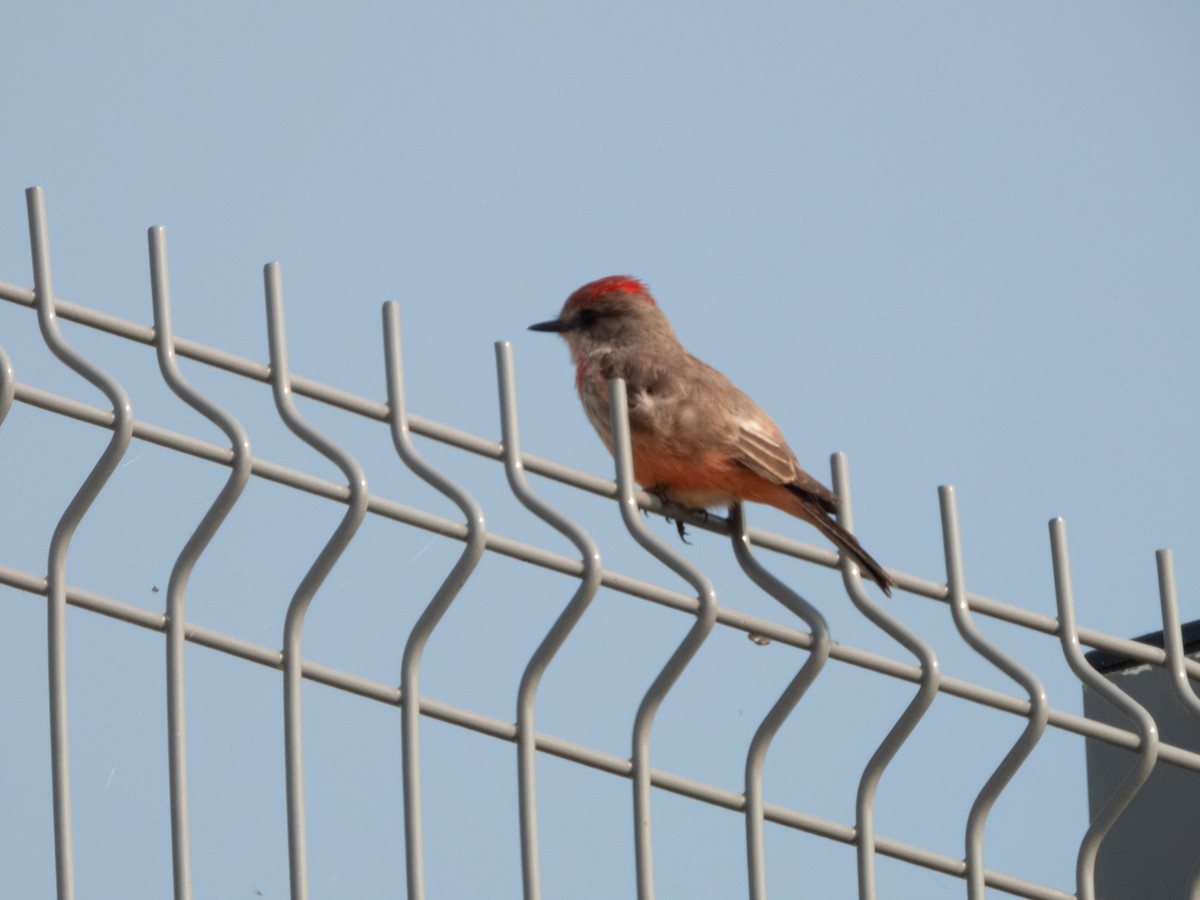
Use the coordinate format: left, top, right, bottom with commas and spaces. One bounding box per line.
1, 2, 1198, 898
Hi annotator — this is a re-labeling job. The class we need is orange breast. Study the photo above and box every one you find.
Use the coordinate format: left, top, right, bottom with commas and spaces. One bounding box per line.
629, 435, 806, 516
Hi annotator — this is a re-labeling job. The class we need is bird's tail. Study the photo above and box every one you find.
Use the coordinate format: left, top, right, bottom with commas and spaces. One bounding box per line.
799, 498, 895, 597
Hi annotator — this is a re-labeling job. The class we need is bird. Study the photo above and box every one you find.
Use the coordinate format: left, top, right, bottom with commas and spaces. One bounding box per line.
529, 275, 895, 596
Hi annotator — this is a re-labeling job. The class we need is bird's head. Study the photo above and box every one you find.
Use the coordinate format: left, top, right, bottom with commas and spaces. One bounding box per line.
529, 276, 670, 353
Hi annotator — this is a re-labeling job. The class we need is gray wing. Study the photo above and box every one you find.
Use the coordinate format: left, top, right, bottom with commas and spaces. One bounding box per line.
605, 349, 841, 513
685, 355, 842, 513
733, 409, 841, 513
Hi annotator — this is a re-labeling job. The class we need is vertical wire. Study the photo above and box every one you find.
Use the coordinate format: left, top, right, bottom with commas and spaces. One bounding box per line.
607, 378, 719, 900
382, 303, 487, 900
728, 502, 831, 900
1156, 550, 1200, 720
149, 226, 254, 900
27, 186, 136, 900
495, 342, 603, 900
264, 264, 371, 900
939, 486, 1049, 898
831, 452, 939, 900
1155, 549, 1200, 899
1048, 517, 1159, 900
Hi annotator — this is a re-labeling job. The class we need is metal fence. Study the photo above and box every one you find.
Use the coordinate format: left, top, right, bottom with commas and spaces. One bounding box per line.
1, 187, 1197, 900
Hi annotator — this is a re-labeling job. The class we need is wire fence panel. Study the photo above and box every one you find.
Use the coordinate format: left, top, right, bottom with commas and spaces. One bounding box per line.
1, 187, 1197, 900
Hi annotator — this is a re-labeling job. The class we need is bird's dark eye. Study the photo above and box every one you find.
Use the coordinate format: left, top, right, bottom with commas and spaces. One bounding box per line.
578, 308, 600, 327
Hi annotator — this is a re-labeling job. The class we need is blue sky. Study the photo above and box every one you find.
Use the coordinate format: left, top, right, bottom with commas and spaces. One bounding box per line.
2, 2, 1198, 898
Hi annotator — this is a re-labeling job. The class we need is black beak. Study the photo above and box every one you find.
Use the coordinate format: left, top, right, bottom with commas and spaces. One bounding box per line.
528, 318, 571, 333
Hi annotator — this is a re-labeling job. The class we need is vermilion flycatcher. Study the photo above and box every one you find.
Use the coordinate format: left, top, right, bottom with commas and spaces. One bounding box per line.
530, 275, 895, 596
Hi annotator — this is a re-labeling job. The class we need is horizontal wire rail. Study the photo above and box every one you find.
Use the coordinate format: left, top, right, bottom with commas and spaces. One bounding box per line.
1, 187, 1197, 900
2, 275, 1195, 684
4, 323, 1198, 772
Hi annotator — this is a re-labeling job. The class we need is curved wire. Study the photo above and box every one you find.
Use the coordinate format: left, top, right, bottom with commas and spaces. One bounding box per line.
27, 186, 136, 900
382, 302, 487, 900
8, 274, 1200, 678
149, 226, 254, 900
0, 345, 14, 425
606, 378, 719, 900
728, 502, 831, 900
939, 486, 1049, 898
831, 452, 940, 900
1048, 517, 1159, 900
494, 341, 603, 900
263, 264, 370, 900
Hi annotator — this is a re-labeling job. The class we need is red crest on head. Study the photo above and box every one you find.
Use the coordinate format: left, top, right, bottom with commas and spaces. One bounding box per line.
567, 275, 653, 307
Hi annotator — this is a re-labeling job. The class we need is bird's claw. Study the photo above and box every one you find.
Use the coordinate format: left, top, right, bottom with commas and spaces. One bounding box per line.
673, 517, 691, 543
667, 506, 710, 545
645, 484, 709, 545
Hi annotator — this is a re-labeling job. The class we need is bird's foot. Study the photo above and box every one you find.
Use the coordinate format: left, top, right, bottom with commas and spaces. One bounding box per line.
644, 484, 710, 544
645, 484, 689, 542
672, 501, 705, 542
645, 484, 670, 502
672, 517, 690, 543
668, 506, 709, 545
